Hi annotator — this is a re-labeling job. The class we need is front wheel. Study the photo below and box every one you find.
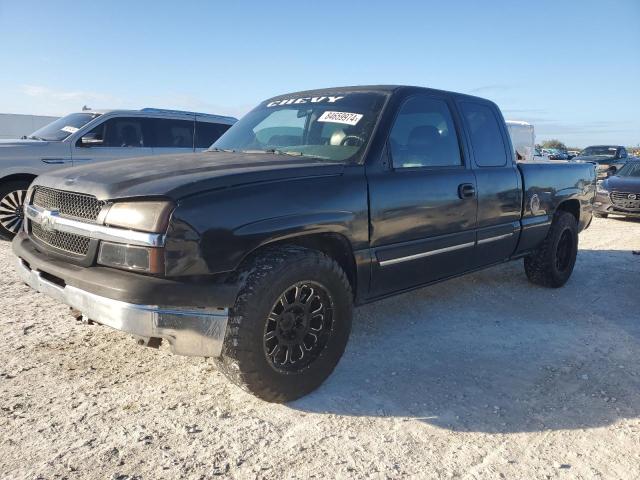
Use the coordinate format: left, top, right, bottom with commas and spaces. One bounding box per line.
524, 211, 578, 288
0, 180, 30, 239
216, 246, 353, 402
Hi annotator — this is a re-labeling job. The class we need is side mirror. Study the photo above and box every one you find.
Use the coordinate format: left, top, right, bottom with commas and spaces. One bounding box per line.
80, 133, 103, 146
606, 167, 617, 177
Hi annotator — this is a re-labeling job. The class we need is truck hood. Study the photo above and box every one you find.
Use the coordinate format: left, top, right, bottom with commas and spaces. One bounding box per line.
32, 151, 346, 201
603, 176, 640, 193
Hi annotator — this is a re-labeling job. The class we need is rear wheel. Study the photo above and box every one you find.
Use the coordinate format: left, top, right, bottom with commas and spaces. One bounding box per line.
524, 211, 578, 288
0, 180, 30, 239
216, 245, 353, 402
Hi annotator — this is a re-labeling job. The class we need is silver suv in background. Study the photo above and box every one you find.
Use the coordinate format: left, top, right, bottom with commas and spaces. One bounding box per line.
0, 108, 237, 237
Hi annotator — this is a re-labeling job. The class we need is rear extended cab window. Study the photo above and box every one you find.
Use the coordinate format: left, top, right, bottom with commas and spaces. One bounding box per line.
459, 102, 508, 167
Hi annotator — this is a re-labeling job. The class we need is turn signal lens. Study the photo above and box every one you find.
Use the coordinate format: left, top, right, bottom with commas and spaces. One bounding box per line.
98, 242, 164, 274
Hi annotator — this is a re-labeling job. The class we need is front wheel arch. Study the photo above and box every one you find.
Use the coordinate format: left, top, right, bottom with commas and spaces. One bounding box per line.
0, 173, 37, 186
236, 232, 358, 299
0, 177, 34, 238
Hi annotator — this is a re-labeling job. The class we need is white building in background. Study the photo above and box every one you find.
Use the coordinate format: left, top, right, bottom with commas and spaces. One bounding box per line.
0, 113, 59, 139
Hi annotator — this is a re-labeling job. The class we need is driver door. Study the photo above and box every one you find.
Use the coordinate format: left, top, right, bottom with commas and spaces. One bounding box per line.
367, 94, 478, 298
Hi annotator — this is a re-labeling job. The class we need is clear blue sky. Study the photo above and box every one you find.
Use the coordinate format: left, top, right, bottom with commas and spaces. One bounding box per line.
0, 0, 638, 147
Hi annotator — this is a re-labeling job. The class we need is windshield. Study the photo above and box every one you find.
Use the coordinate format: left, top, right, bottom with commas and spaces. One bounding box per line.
616, 162, 640, 177
211, 92, 387, 163
580, 146, 618, 158
29, 112, 101, 141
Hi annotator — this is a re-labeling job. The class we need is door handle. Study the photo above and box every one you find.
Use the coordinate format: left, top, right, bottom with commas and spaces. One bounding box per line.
458, 183, 476, 199
41, 158, 68, 164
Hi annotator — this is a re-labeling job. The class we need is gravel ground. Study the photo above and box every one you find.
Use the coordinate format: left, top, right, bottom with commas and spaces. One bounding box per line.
1, 217, 639, 479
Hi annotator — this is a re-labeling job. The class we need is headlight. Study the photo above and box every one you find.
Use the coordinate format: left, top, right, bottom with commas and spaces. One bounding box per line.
596, 182, 609, 194
98, 241, 164, 274
103, 200, 173, 233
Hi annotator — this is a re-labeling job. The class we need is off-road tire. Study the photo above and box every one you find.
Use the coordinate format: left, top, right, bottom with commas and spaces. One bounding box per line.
524, 211, 578, 288
215, 245, 353, 402
593, 212, 608, 218
0, 180, 31, 240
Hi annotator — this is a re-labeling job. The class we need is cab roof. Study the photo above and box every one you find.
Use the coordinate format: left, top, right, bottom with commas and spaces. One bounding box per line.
75, 107, 237, 124
264, 85, 495, 104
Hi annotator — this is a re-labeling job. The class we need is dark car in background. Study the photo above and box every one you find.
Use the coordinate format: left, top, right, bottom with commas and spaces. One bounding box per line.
574, 145, 631, 178
594, 160, 640, 218
545, 148, 569, 160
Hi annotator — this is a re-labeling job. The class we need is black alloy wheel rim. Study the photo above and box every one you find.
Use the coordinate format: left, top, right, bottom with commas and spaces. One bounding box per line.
264, 281, 334, 372
0, 189, 27, 234
555, 229, 574, 272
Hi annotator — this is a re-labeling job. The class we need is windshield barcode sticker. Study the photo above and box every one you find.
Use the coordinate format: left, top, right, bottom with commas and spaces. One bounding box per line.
61, 126, 79, 134
318, 111, 363, 126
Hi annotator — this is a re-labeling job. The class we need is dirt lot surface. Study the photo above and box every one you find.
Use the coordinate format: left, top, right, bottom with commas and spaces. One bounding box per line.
1, 217, 639, 479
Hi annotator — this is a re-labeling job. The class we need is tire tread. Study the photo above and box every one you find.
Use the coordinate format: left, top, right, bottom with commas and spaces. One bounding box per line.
524, 211, 578, 288
215, 245, 352, 402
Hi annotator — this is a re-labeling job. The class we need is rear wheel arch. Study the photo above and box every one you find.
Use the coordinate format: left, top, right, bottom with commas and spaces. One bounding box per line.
555, 199, 580, 225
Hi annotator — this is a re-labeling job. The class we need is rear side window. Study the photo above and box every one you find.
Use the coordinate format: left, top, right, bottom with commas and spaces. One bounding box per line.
460, 102, 508, 167
149, 118, 194, 148
388, 96, 462, 168
195, 122, 232, 148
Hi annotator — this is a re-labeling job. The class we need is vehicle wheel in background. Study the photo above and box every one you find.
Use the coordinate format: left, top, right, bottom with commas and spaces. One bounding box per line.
215, 245, 353, 403
0, 180, 30, 239
593, 212, 608, 218
524, 211, 578, 288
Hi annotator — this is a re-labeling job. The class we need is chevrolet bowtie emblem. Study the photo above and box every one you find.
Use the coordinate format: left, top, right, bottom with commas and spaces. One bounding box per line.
40, 210, 59, 233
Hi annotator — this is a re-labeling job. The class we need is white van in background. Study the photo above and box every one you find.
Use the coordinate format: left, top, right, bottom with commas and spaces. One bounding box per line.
506, 120, 547, 162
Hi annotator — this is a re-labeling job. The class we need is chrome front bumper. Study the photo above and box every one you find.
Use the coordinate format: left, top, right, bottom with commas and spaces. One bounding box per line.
15, 257, 229, 357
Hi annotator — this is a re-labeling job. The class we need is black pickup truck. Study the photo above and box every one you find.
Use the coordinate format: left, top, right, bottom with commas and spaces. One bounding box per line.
12, 86, 596, 402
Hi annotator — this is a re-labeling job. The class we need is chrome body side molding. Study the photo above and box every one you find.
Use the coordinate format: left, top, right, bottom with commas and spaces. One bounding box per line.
378, 241, 476, 267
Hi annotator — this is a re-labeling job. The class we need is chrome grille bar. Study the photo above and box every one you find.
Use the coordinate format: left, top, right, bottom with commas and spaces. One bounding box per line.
25, 204, 165, 248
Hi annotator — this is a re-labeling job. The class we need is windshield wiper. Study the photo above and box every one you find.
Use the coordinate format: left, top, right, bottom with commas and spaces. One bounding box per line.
28, 135, 45, 141
221, 148, 332, 160
208, 147, 236, 153
264, 148, 305, 157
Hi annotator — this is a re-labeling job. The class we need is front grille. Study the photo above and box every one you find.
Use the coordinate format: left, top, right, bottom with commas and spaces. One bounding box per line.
33, 186, 104, 222
610, 191, 640, 210
31, 223, 90, 256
